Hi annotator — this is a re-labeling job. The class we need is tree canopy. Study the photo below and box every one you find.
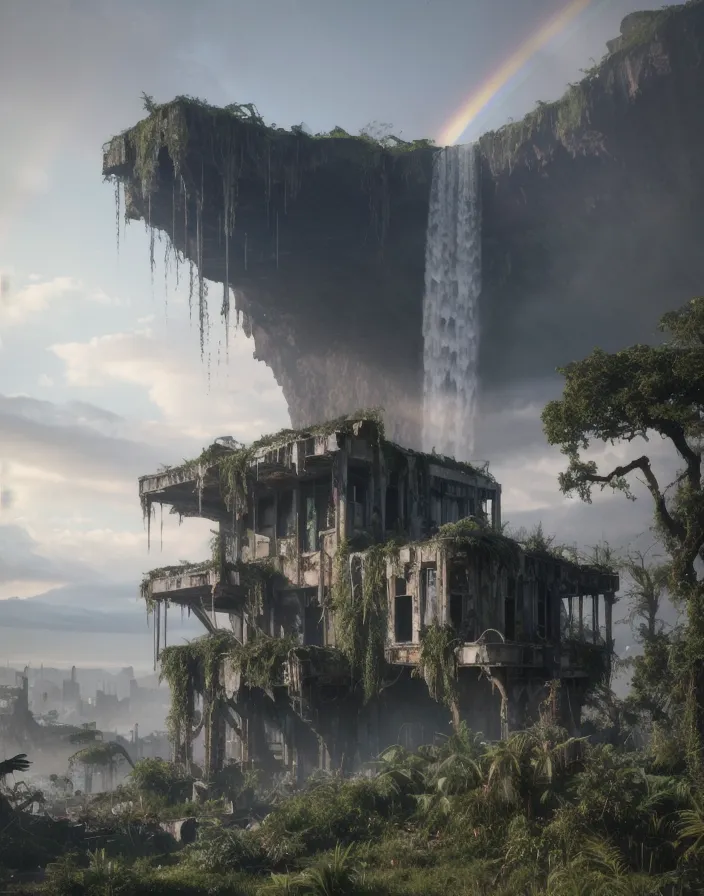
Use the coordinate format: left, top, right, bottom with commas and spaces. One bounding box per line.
542, 296, 704, 785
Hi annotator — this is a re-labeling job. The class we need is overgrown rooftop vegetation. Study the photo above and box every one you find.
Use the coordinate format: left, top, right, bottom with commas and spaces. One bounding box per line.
138, 409, 496, 530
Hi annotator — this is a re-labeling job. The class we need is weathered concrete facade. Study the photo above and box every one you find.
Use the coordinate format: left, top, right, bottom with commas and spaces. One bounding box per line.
140, 416, 617, 779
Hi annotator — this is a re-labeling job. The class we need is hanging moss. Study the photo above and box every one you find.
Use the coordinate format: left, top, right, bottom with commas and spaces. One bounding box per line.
104, 95, 435, 351
229, 630, 297, 691
140, 556, 279, 622
413, 623, 460, 709
330, 537, 398, 702
159, 628, 299, 747
233, 560, 280, 618
159, 631, 235, 745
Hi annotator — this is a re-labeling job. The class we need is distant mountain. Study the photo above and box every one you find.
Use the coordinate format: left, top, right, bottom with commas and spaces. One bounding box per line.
0, 596, 148, 633
19, 582, 139, 610
0, 583, 200, 636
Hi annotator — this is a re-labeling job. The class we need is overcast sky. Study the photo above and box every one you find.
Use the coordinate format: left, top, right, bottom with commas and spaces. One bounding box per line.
0, 0, 685, 671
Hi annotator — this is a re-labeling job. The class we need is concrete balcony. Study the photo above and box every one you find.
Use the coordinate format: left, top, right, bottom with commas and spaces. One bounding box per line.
145, 564, 246, 612
386, 641, 547, 668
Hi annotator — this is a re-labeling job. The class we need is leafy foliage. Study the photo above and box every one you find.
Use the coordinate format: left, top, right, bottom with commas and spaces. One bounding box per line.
542, 296, 704, 786
330, 538, 395, 702
413, 624, 459, 713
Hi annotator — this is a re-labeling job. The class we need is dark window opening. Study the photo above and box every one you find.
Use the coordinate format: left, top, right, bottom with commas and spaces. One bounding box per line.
449, 593, 464, 632
301, 480, 332, 552
347, 476, 368, 533
304, 598, 324, 647
395, 595, 413, 643
449, 564, 475, 640
257, 496, 275, 539
277, 491, 294, 538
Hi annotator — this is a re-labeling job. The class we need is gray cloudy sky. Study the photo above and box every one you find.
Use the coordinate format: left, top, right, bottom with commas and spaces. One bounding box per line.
0, 0, 685, 671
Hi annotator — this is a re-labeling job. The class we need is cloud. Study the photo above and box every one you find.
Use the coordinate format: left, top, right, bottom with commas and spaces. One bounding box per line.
0, 275, 121, 329
0, 393, 162, 489
0, 524, 96, 596
51, 322, 290, 442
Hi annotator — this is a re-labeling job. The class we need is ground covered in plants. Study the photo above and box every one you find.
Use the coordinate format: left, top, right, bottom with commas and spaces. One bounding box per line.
2, 714, 703, 896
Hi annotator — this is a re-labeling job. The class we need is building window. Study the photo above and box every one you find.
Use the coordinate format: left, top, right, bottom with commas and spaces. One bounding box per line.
301, 480, 332, 552
303, 590, 324, 647
420, 567, 438, 628
394, 577, 413, 643
257, 496, 275, 539
347, 477, 367, 533
449, 564, 475, 641
277, 491, 294, 538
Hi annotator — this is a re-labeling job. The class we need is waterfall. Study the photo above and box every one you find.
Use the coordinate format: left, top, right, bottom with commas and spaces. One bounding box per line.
421, 144, 481, 461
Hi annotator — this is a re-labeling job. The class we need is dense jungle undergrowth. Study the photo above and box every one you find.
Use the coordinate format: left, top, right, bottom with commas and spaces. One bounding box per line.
3, 700, 704, 896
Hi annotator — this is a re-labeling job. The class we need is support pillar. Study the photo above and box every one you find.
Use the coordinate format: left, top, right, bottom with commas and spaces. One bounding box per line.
604, 592, 615, 678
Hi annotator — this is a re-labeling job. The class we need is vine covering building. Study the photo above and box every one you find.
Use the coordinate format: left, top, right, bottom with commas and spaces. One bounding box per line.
139, 412, 618, 782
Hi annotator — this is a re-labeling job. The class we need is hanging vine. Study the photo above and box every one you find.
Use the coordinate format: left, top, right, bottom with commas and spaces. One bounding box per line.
229, 630, 297, 691
159, 630, 297, 748
159, 631, 234, 746
105, 95, 436, 356
330, 537, 398, 702
413, 623, 460, 710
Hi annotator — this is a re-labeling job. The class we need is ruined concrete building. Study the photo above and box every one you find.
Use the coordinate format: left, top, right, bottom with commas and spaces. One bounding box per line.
140, 413, 618, 781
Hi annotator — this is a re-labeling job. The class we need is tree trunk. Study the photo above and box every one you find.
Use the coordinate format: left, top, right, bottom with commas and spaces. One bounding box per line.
684, 584, 704, 789
450, 697, 461, 732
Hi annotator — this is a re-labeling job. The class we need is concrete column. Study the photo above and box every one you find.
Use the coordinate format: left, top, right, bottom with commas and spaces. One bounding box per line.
604, 592, 615, 676
578, 593, 584, 638
492, 485, 502, 530
337, 445, 348, 540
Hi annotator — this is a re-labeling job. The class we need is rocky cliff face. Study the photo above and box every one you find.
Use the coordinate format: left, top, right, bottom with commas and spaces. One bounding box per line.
103, 107, 434, 446
478, 0, 704, 397
102, 0, 704, 445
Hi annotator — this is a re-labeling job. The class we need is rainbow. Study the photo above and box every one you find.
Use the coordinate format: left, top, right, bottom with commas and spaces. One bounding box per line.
437, 0, 604, 146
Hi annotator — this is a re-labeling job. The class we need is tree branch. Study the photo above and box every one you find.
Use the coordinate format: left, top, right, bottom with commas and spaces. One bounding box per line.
656, 419, 702, 489
583, 455, 685, 541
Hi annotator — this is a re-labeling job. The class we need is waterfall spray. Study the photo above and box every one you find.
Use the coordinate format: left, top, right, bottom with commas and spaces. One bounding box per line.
422, 144, 481, 461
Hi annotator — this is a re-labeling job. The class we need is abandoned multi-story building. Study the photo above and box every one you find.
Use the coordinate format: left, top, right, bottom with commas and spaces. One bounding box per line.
139, 413, 618, 781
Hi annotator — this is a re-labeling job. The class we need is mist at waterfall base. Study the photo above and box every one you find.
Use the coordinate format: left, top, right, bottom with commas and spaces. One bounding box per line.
422, 144, 482, 463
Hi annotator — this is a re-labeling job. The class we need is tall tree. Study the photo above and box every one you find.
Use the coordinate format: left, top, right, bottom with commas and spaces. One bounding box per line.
618, 547, 671, 644
542, 297, 704, 785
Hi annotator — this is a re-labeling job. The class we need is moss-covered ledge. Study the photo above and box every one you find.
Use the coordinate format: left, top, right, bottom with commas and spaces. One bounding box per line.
103, 101, 436, 446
